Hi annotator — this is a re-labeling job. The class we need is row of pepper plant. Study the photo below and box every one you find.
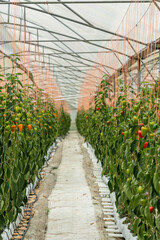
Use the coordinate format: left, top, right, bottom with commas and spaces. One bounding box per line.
0, 66, 71, 235
76, 78, 160, 240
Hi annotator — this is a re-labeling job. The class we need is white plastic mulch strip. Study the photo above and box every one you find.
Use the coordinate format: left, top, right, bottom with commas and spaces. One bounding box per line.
1, 137, 62, 240
83, 141, 138, 240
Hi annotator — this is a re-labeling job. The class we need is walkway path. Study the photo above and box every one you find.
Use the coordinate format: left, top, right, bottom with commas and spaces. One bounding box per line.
45, 131, 100, 240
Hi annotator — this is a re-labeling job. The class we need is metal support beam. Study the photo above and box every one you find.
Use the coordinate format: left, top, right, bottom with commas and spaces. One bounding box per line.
0, 21, 87, 41
0, 39, 124, 43
52, 53, 116, 70
57, 0, 93, 26
21, 2, 92, 69
0, 3, 147, 46
14, 50, 111, 55
13, 48, 115, 72
0, 12, 88, 70
127, 40, 156, 83
141, 59, 159, 82
28, 59, 105, 80
0, 1, 154, 5
0, 0, 156, 108
33, 1, 112, 89
0, 37, 132, 58
0, 10, 132, 70
152, 0, 160, 11
107, 38, 160, 88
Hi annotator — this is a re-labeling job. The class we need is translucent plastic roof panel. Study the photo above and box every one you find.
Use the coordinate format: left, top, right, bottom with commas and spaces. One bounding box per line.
0, 0, 159, 110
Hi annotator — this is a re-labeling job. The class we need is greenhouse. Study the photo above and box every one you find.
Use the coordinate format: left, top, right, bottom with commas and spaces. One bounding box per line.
0, 0, 159, 240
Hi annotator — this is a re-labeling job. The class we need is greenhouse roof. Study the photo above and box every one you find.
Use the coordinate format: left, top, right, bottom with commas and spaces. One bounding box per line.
0, 0, 159, 110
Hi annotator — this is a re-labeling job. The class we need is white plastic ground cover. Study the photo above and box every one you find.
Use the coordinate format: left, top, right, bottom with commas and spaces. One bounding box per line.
1, 137, 62, 240
83, 141, 138, 240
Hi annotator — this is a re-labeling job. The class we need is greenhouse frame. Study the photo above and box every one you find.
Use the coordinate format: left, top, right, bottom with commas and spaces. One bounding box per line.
0, 1, 159, 240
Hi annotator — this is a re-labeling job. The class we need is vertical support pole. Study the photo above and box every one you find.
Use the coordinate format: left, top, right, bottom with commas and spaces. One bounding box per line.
158, 48, 160, 99
114, 75, 117, 106
123, 67, 127, 96
24, 7, 26, 42
37, 29, 39, 46
137, 58, 141, 92
111, 76, 115, 106
28, 32, 30, 52
157, 45, 160, 97
48, 55, 50, 70
53, 66, 55, 77
81, 96, 82, 109
8, 0, 10, 23
113, 76, 115, 98
43, 47, 45, 69
23, 7, 27, 85
3, 57, 5, 75
34, 45, 36, 62
37, 29, 39, 56
43, 47, 45, 63
159, 48, 160, 82
19, 18, 22, 40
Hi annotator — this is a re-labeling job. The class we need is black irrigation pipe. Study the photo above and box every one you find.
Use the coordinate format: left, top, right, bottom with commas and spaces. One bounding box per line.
21, 189, 39, 240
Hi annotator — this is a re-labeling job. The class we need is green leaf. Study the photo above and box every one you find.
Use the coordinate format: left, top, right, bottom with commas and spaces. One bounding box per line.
130, 194, 141, 209
15, 190, 26, 207
131, 140, 138, 153
4, 182, 9, 194
13, 206, 18, 221
156, 215, 160, 231
11, 180, 17, 198
13, 167, 19, 181
138, 223, 145, 238
157, 199, 160, 213
1, 182, 9, 195
108, 180, 113, 192
133, 165, 139, 178
0, 200, 4, 211
17, 175, 25, 192
133, 218, 141, 233
123, 184, 132, 200
6, 168, 11, 179
131, 125, 139, 135
0, 215, 5, 230
153, 172, 160, 194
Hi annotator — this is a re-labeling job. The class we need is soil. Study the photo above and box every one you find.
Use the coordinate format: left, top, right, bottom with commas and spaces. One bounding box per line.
78, 134, 107, 240
24, 131, 123, 240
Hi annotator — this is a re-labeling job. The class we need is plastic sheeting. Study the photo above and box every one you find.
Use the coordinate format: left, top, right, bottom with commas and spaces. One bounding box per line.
0, 1, 159, 111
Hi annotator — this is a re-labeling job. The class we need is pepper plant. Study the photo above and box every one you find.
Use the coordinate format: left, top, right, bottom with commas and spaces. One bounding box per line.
76, 78, 160, 240
0, 64, 70, 235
